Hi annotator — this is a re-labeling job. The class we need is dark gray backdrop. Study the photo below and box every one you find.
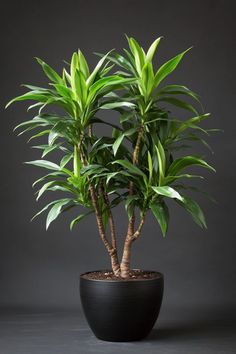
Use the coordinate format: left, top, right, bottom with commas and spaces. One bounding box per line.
0, 0, 235, 312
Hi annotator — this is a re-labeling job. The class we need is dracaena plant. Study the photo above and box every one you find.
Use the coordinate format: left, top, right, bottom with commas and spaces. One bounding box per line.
6, 36, 215, 279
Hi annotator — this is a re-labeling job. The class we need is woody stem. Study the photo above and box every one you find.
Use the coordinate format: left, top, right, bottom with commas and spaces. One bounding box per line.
78, 138, 119, 274
120, 126, 144, 278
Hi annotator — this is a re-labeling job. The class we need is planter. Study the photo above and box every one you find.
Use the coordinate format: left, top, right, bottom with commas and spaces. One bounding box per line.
80, 270, 164, 342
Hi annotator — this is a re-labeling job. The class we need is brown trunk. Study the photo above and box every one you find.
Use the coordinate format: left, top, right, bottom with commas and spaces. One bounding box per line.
128, 127, 144, 237
90, 185, 120, 275
120, 127, 144, 278
100, 184, 117, 251
79, 142, 120, 275
120, 215, 146, 278
120, 213, 135, 278
110, 249, 120, 276
132, 126, 143, 165
120, 236, 133, 278
101, 185, 120, 275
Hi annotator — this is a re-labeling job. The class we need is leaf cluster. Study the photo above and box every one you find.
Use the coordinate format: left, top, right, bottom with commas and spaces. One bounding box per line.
6, 36, 216, 235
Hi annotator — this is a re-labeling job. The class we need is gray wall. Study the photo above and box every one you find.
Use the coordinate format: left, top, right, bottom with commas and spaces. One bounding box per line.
0, 0, 235, 310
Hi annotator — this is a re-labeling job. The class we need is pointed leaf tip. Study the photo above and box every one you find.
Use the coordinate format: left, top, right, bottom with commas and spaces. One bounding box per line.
154, 46, 193, 88
146, 36, 163, 62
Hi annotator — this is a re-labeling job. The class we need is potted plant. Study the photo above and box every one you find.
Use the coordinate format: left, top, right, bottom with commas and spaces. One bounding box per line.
6, 36, 215, 342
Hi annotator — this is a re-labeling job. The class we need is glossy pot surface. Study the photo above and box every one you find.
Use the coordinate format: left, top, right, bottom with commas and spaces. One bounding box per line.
80, 270, 164, 342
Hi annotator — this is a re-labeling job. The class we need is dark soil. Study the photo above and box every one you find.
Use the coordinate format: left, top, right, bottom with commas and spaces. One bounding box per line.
81, 269, 162, 281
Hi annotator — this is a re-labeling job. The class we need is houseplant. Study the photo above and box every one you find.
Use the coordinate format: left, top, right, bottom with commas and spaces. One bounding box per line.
6, 36, 215, 341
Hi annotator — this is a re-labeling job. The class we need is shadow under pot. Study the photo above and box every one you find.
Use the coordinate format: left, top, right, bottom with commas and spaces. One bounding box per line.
80, 270, 164, 342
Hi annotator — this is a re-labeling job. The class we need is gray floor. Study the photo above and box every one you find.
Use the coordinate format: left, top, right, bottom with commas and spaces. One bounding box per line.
0, 305, 235, 354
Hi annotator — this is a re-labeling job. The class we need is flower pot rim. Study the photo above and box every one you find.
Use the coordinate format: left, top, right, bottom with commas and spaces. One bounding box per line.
80, 269, 164, 282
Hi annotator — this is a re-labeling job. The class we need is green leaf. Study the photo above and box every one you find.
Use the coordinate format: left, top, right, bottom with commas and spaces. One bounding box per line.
123, 48, 136, 68
46, 198, 72, 229
81, 164, 108, 176
70, 52, 79, 93
100, 101, 136, 110
113, 134, 124, 156
25, 160, 60, 171
112, 127, 136, 155
60, 153, 73, 168
22, 85, 51, 92
70, 54, 88, 104
164, 174, 204, 184
27, 102, 45, 111
89, 76, 136, 102
53, 84, 74, 100
76, 69, 88, 102
175, 113, 210, 134
168, 156, 215, 176
120, 111, 135, 123
32, 171, 66, 187
150, 201, 169, 236
37, 181, 73, 198
70, 211, 92, 230
96, 51, 134, 72
100, 63, 115, 77
157, 96, 198, 115
63, 68, 71, 85
35, 57, 63, 84
36, 181, 56, 200
156, 84, 200, 102
112, 160, 146, 178
176, 195, 207, 228
127, 200, 135, 220
48, 129, 58, 146
127, 37, 145, 76
27, 130, 50, 142
47, 120, 73, 146
124, 195, 139, 211
152, 186, 184, 201
31, 198, 68, 221
86, 50, 112, 87
147, 151, 153, 182
6, 92, 49, 108
106, 172, 119, 185
39, 144, 62, 158
141, 62, 154, 98
154, 47, 192, 88
14, 118, 47, 131
49, 185, 71, 193
146, 37, 162, 62
173, 184, 217, 203
78, 49, 90, 79
155, 140, 166, 185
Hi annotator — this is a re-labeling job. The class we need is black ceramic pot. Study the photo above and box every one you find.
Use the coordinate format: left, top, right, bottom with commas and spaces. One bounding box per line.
80, 270, 164, 342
